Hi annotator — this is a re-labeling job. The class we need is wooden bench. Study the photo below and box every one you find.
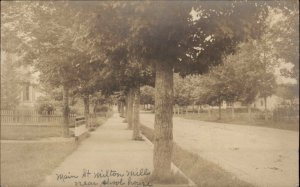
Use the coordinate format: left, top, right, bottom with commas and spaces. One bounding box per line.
74, 116, 88, 141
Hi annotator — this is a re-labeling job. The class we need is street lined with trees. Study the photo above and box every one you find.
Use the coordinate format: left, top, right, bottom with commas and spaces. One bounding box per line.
1, 1, 298, 186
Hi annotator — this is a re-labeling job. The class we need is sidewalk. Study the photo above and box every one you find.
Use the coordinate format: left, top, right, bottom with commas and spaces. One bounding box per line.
39, 113, 153, 187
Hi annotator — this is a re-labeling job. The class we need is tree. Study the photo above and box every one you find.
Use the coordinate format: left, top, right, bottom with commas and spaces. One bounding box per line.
11, 2, 93, 137
0, 52, 23, 109
276, 84, 299, 105
5, 1, 281, 180
174, 74, 194, 108
126, 1, 269, 179
1, 1, 38, 55
27, 2, 119, 136
189, 39, 278, 121
188, 4, 297, 121
269, 2, 299, 82
66, 3, 266, 172
1, 1, 39, 110
140, 85, 155, 108
71, 57, 106, 128
230, 40, 277, 120
211, 62, 242, 119
253, 3, 298, 119
199, 62, 241, 120
101, 44, 155, 138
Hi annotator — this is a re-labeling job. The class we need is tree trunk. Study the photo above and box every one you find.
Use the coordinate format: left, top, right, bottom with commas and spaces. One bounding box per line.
198, 105, 200, 114
132, 86, 141, 140
122, 101, 126, 117
218, 102, 222, 120
123, 95, 128, 123
125, 95, 128, 115
83, 95, 90, 128
208, 106, 211, 118
118, 102, 121, 113
127, 88, 134, 129
248, 104, 252, 121
153, 61, 173, 179
62, 85, 70, 137
120, 102, 125, 117
192, 103, 195, 114
264, 97, 268, 121
231, 103, 235, 120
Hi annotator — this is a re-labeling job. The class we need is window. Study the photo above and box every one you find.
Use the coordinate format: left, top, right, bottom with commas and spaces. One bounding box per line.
260, 100, 264, 106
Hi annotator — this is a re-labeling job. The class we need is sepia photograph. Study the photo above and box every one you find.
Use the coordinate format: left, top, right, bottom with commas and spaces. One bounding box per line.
0, 1, 299, 187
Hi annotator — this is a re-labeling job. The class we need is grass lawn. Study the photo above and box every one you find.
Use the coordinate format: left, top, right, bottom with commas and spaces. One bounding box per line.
140, 125, 254, 187
1, 115, 111, 140
172, 144, 254, 187
1, 141, 77, 187
176, 113, 299, 131
1, 125, 63, 140
0, 114, 111, 187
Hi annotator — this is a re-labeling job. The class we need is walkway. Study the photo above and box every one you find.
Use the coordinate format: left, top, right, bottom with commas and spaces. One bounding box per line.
0, 137, 73, 143
40, 113, 153, 187
140, 113, 299, 187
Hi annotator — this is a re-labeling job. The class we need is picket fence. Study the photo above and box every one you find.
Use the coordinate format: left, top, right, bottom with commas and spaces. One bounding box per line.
0, 110, 76, 125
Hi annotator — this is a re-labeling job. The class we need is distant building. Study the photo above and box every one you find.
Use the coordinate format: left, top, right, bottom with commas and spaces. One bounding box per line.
18, 83, 42, 109
17, 66, 43, 110
1, 52, 42, 110
253, 95, 286, 111
208, 94, 295, 111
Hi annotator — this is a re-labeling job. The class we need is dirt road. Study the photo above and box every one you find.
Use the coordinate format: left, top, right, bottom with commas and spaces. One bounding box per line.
140, 113, 299, 187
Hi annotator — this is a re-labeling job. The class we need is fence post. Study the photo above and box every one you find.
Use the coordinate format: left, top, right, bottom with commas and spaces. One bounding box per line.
21, 110, 24, 124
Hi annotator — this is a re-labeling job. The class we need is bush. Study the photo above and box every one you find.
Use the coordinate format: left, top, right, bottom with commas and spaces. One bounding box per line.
94, 105, 110, 113
36, 102, 56, 115
69, 107, 81, 115
35, 96, 61, 114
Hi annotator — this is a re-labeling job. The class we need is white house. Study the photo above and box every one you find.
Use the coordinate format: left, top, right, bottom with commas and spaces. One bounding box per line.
17, 66, 43, 109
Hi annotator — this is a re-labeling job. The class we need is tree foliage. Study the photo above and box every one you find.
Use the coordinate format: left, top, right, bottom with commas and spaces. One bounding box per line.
2, 0, 297, 179
140, 86, 155, 105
